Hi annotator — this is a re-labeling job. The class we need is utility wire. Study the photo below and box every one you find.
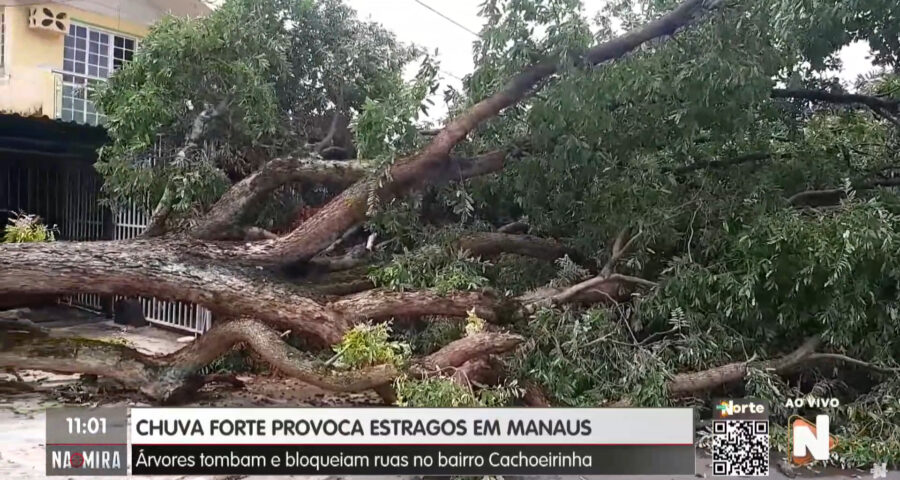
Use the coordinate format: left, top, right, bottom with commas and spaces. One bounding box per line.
411, 0, 481, 38
407, 0, 475, 82
440, 69, 464, 82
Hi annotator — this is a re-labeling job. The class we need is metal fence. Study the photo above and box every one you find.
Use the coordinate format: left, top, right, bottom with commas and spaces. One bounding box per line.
57, 167, 107, 312
1, 156, 211, 335
1, 161, 102, 239
1, 159, 106, 311
114, 199, 212, 335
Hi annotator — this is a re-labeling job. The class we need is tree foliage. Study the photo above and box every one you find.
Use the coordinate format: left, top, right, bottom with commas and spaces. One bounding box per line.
436, 0, 900, 466
332, 322, 410, 369
93, 0, 422, 219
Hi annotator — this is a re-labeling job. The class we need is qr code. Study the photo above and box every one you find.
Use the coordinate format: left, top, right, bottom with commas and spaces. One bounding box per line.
712, 420, 769, 476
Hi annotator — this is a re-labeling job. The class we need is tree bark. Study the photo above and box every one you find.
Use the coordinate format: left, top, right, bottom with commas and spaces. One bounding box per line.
233, 151, 506, 265
451, 355, 504, 387
667, 337, 820, 396
771, 88, 900, 113
414, 332, 523, 376
457, 232, 581, 263
194, 151, 505, 242
0, 240, 506, 345
141, 100, 229, 238
522, 381, 552, 407
193, 157, 371, 240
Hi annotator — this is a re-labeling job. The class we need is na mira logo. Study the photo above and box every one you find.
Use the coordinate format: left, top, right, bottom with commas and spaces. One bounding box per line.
789, 415, 838, 465
716, 399, 766, 418
50, 449, 121, 470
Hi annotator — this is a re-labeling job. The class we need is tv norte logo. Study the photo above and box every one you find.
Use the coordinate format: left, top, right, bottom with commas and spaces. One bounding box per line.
789, 415, 837, 465
714, 399, 839, 467
716, 399, 765, 417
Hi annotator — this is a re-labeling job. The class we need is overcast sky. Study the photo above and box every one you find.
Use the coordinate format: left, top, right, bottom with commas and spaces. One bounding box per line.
345, 0, 875, 121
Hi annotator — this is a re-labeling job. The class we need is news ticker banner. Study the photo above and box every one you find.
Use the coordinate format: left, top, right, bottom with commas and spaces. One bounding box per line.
46, 406, 695, 476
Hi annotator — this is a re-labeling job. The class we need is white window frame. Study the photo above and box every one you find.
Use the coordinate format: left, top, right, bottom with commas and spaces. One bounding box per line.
58, 21, 137, 125
0, 7, 6, 73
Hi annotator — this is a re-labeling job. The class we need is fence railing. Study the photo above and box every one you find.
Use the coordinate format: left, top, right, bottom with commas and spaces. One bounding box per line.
0, 159, 106, 311
1, 146, 211, 335
114, 199, 212, 335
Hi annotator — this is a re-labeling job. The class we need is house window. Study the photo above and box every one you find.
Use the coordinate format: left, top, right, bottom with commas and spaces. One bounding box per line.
60, 23, 135, 125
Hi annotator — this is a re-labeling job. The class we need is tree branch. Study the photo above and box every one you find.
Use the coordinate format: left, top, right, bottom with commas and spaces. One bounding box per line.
310, 92, 346, 154
788, 177, 900, 207
193, 151, 505, 242
141, 100, 229, 238
230, 0, 724, 266
193, 156, 371, 240
872, 106, 900, 128
522, 381, 552, 407
600, 228, 640, 277
450, 356, 505, 387
804, 353, 900, 374
497, 221, 530, 234
667, 337, 821, 395
0, 319, 522, 403
413, 332, 524, 376
771, 88, 900, 113
232, 150, 506, 264
457, 232, 581, 263
0, 240, 506, 345
545, 273, 657, 306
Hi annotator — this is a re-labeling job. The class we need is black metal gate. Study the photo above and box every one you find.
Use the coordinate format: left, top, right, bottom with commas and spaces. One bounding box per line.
0, 114, 210, 333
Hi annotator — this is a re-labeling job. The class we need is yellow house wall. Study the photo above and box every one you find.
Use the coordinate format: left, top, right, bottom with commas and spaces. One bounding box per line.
0, 4, 148, 117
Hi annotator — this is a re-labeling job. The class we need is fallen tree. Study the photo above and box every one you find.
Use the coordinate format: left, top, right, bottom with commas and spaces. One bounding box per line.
4, 3, 900, 468
0, 0, 728, 402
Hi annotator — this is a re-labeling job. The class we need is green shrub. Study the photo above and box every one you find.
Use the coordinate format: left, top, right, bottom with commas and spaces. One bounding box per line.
2, 213, 55, 243
401, 318, 464, 355
394, 375, 521, 407
331, 322, 410, 369
368, 245, 490, 294
464, 309, 485, 336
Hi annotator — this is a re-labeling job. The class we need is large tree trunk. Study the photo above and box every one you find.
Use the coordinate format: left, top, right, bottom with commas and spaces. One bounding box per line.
0, 0, 718, 313
0, 317, 522, 403
457, 232, 583, 263
0, 240, 504, 345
